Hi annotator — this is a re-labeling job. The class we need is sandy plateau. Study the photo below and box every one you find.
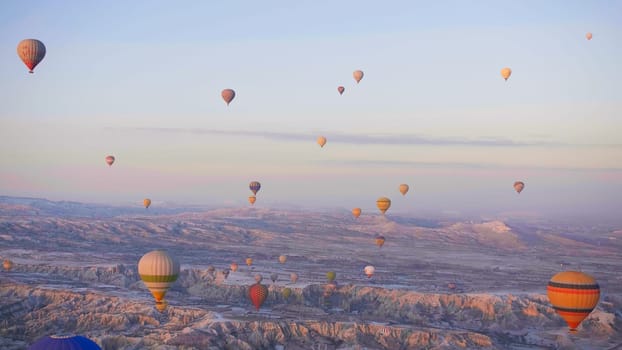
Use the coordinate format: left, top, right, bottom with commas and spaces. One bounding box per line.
0, 197, 620, 349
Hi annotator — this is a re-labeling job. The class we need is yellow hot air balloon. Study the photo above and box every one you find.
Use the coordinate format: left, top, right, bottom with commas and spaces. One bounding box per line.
352, 208, 361, 218
248, 196, 256, 205
282, 287, 292, 299
547, 271, 600, 332
501, 67, 512, 81
585, 32, 593, 40
513, 181, 525, 194
353, 70, 364, 84
3, 259, 13, 271
246, 257, 253, 267
143, 198, 151, 209
317, 136, 327, 148
326, 271, 336, 283
376, 197, 391, 214
138, 250, 180, 305
399, 184, 409, 196
279, 255, 287, 264
230, 262, 239, 272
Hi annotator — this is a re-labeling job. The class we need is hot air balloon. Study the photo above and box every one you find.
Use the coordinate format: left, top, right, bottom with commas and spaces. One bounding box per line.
230, 262, 239, 272
290, 272, 298, 283
353, 70, 364, 83
270, 273, 278, 283
337, 86, 345, 95
249, 181, 261, 195
3, 259, 13, 271
352, 208, 361, 218
28, 335, 101, 350
326, 271, 336, 283
155, 300, 168, 313
248, 196, 256, 205
501, 67, 512, 81
364, 265, 375, 278
448, 282, 457, 290
586, 32, 593, 40
376, 197, 391, 214
105, 155, 115, 167
324, 281, 338, 297
547, 271, 600, 332
249, 283, 268, 310
246, 257, 253, 266
138, 250, 180, 307
255, 274, 263, 283
513, 181, 525, 194
221, 89, 236, 106
17, 39, 46, 74
399, 184, 409, 196
317, 136, 327, 148
143, 198, 151, 209
375, 235, 385, 248
282, 287, 292, 299
279, 255, 287, 264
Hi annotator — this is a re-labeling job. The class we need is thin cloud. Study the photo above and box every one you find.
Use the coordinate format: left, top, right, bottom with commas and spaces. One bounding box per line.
116, 127, 621, 148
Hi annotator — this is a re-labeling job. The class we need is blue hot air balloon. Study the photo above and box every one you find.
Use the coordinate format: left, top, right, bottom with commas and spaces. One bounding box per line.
29, 335, 101, 350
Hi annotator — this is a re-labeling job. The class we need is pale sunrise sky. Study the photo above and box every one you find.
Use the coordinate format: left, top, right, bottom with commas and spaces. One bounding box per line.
1, 1, 621, 220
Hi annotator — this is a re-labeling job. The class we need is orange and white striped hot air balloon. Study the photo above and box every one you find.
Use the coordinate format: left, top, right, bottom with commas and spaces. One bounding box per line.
547, 271, 600, 332
138, 250, 180, 307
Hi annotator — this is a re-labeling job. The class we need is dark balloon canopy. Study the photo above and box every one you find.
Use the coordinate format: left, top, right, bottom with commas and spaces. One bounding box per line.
29, 335, 101, 350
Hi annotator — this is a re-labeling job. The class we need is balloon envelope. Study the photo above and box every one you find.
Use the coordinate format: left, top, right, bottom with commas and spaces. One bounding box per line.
513, 181, 525, 194
105, 155, 115, 167
376, 197, 391, 214
399, 184, 409, 196
246, 257, 253, 266
290, 272, 298, 283
249, 181, 261, 195
364, 265, 375, 278
230, 262, 238, 272
138, 250, 180, 303
279, 255, 287, 264
353, 70, 364, 83
248, 196, 256, 205
317, 136, 327, 148
17, 39, 46, 73
143, 199, 151, 208
501, 67, 512, 81
547, 271, 600, 331
282, 287, 292, 299
221, 89, 236, 105
249, 283, 268, 310
3, 259, 13, 271
375, 235, 385, 248
255, 274, 263, 283
29, 335, 101, 350
337, 86, 345, 95
326, 271, 336, 282
352, 208, 361, 218
586, 32, 592, 40
270, 273, 278, 283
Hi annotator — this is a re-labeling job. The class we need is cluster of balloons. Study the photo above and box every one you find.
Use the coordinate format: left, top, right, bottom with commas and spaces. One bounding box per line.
17, 32, 600, 332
